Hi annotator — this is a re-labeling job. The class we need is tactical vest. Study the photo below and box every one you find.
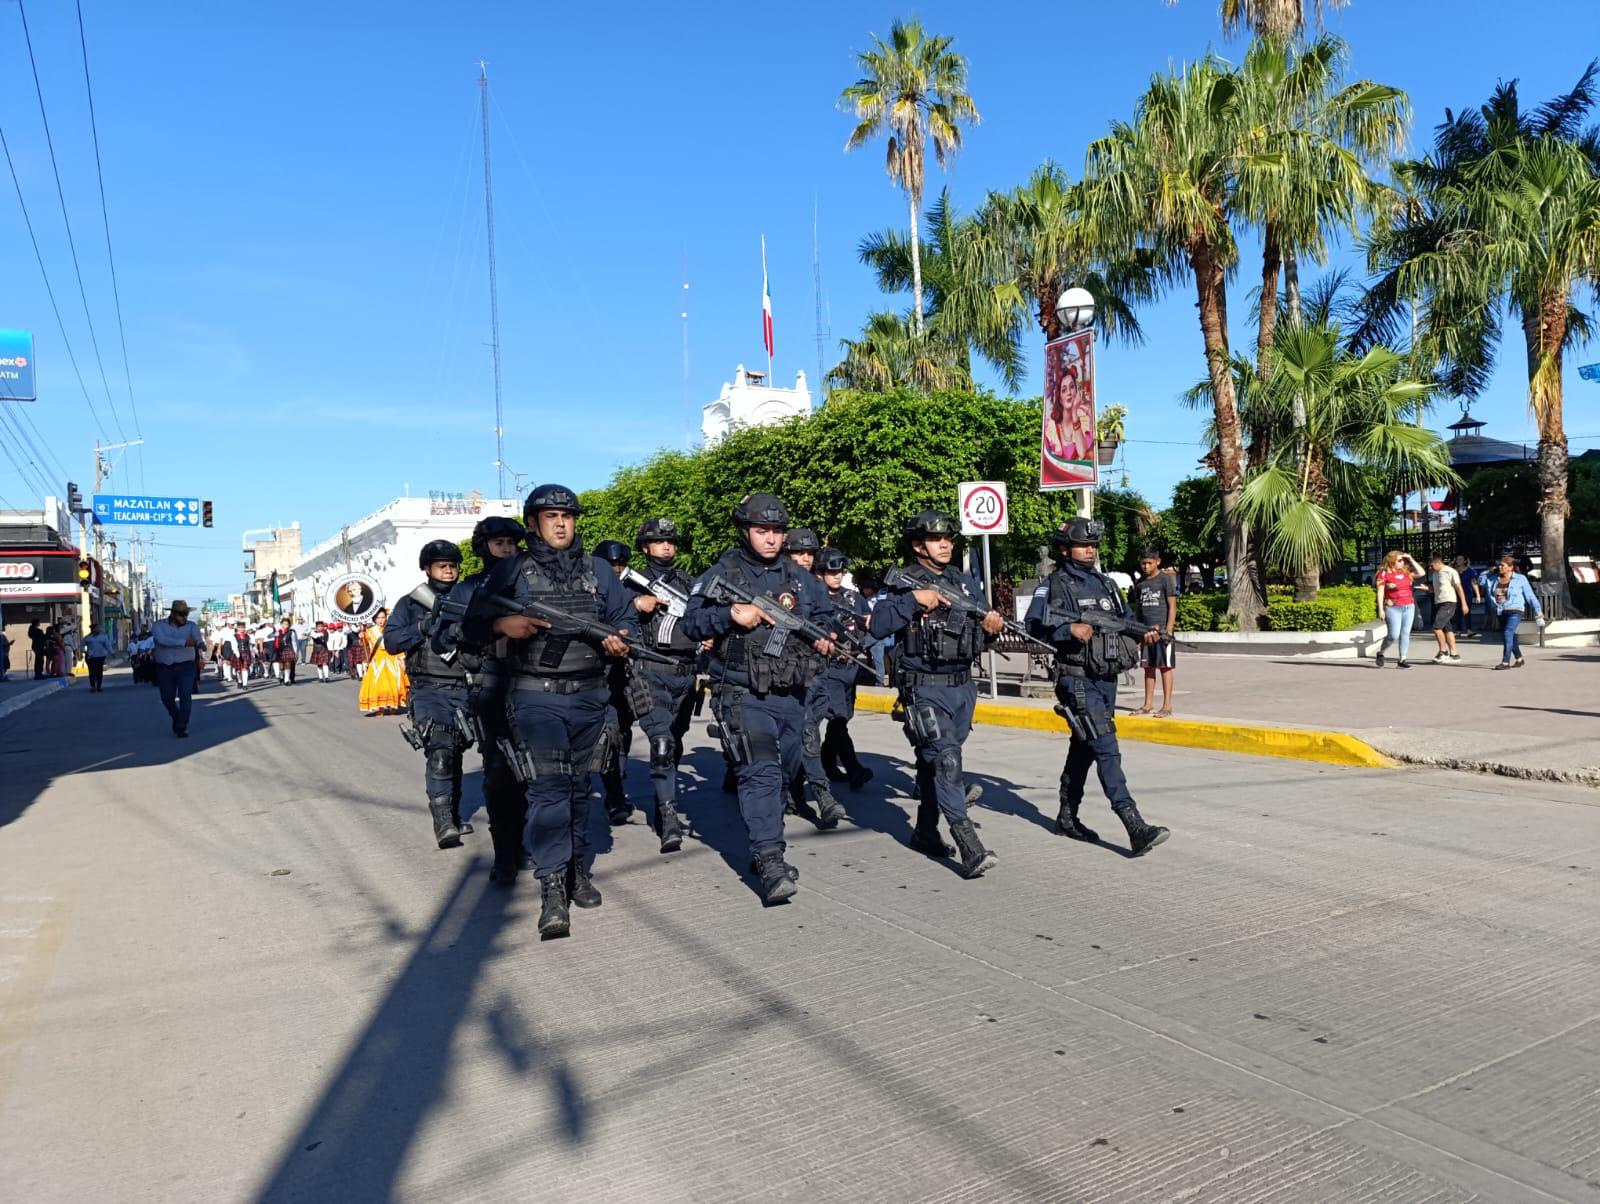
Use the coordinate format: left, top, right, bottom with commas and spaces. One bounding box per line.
1048, 568, 1138, 679
509, 553, 603, 678
898, 564, 981, 666
638, 565, 698, 657
402, 584, 466, 683
720, 552, 817, 693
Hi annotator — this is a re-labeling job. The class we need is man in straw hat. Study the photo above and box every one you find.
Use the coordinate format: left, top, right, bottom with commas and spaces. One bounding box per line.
150, 599, 208, 738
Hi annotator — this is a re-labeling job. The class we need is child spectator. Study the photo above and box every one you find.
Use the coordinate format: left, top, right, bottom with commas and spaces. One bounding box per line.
1131, 548, 1178, 716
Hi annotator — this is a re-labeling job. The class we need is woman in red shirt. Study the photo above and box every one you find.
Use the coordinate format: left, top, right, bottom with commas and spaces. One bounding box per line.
1373, 550, 1422, 668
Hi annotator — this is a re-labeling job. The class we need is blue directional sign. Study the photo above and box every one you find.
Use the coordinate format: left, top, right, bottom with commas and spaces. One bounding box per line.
0, 328, 36, 402
1580, 362, 1600, 383
93, 494, 204, 526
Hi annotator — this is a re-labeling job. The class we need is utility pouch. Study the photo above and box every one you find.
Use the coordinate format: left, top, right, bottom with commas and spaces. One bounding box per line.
589, 716, 617, 773
905, 702, 941, 744
538, 637, 569, 670
625, 665, 655, 720
710, 691, 751, 765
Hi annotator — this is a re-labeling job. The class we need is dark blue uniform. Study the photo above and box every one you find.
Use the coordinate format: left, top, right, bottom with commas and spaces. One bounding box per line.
468, 542, 639, 883
869, 563, 989, 831
386, 584, 473, 844
1025, 558, 1167, 853
620, 559, 700, 837
683, 546, 834, 865
812, 585, 872, 780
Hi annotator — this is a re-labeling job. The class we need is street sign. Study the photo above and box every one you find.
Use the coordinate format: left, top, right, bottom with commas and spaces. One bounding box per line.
958, 481, 1009, 536
0, 328, 37, 402
1579, 362, 1600, 383
92, 494, 204, 526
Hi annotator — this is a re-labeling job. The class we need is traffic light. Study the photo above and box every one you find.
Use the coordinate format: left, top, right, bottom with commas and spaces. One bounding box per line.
77, 559, 91, 586
203, 500, 214, 528
67, 481, 84, 512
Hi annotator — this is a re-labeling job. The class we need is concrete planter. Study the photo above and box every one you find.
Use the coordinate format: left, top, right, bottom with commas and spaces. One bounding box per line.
1176, 625, 1383, 659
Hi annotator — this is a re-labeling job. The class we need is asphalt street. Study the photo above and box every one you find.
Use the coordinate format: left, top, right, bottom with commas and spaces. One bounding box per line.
1, 668, 1597, 1203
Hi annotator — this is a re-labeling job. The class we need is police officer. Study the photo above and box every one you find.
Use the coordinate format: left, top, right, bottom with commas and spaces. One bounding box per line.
618, 516, 699, 854
385, 539, 476, 850
1025, 518, 1170, 856
456, 514, 528, 885
813, 547, 873, 790
683, 493, 840, 905
869, 510, 1003, 878
594, 539, 637, 825
781, 527, 847, 828
471, 485, 640, 938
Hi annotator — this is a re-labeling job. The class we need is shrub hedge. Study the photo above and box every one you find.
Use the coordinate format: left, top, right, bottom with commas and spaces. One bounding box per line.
1173, 584, 1377, 632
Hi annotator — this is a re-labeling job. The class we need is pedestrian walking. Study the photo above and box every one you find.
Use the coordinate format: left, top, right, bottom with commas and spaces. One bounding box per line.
346, 621, 368, 680
151, 600, 207, 737
357, 610, 407, 714
1027, 520, 1170, 857
1373, 551, 1423, 669
1427, 552, 1468, 663
1130, 547, 1179, 716
273, 619, 298, 685
83, 630, 111, 692
28, 620, 46, 679
870, 509, 1005, 879
1485, 554, 1544, 669
309, 622, 331, 681
1452, 556, 1479, 636
0, 628, 10, 681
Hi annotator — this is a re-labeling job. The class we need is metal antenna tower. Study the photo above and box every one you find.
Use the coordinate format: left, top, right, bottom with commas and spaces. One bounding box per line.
812, 196, 828, 402
478, 61, 505, 499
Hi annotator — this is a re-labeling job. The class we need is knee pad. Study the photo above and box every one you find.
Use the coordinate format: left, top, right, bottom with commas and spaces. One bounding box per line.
425, 746, 457, 780
935, 747, 963, 785
649, 734, 675, 770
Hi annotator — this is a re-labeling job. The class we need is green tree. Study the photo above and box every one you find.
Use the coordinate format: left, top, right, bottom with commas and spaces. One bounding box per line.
839, 18, 980, 336
1364, 64, 1600, 613
1164, 0, 1350, 41
1158, 475, 1225, 585
827, 310, 973, 393
1086, 58, 1264, 627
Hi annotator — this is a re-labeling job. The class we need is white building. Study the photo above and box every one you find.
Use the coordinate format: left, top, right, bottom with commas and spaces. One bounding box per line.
293, 494, 518, 623
701, 364, 812, 445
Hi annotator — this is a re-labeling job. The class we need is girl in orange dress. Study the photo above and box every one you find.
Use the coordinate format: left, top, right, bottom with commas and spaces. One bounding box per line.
358, 608, 410, 715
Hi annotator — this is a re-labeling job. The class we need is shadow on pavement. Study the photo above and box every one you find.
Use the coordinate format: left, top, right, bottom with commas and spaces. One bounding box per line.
0, 670, 270, 835
252, 857, 528, 1202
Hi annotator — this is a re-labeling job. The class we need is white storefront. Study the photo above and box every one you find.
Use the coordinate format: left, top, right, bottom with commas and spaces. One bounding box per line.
701, 364, 812, 445
294, 495, 518, 623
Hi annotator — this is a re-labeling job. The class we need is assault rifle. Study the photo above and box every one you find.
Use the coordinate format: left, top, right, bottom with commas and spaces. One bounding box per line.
883, 567, 1056, 657
702, 575, 876, 675
619, 566, 690, 645
405, 583, 458, 662
470, 588, 679, 667
1056, 606, 1153, 642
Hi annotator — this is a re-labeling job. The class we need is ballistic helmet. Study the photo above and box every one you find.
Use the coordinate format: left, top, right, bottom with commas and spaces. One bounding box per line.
783, 527, 821, 554
903, 510, 959, 541
817, 548, 850, 573
635, 516, 682, 550
732, 492, 790, 528
470, 515, 524, 559
524, 483, 583, 519
418, 539, 463, 570
1058, 517, 1105, 547
594, 540, 631, 567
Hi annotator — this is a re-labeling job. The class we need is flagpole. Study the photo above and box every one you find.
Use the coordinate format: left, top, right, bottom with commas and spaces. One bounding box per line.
761, 232, 774, 382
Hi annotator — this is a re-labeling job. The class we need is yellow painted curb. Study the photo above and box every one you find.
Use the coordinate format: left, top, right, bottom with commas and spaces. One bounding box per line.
854, 690, 1395, 769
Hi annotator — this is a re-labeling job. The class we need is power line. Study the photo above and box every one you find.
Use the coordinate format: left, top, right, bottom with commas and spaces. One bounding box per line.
16, 0, 126, 441
74, 0, 144, 493
0, 121, 111, 440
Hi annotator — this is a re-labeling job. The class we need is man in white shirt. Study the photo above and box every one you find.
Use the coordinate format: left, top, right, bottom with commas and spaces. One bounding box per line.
151, 600, 207, 737
83, 630, 112, 692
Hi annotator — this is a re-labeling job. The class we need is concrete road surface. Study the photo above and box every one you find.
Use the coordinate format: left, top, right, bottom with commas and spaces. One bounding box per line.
1, 669, 1597, 1203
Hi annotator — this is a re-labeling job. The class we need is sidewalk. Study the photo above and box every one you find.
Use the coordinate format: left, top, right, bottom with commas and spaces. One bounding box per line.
0, 674, 70, 720
957, 639, 1600, 786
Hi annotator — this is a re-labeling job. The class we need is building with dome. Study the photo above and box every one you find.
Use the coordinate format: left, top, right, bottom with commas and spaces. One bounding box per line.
701, 364, 813, 445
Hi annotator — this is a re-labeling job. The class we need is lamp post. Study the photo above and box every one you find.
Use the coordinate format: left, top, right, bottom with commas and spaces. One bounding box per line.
1054, 287, 1097, 521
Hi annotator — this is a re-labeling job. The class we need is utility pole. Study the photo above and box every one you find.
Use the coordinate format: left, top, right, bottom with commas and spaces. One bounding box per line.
478, 61, 506, 499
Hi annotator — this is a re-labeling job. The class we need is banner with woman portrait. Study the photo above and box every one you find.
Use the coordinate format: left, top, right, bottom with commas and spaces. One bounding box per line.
1040, 330, 1098, 491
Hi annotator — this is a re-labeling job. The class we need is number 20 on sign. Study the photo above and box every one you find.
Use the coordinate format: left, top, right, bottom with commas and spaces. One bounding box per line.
958, 481, 1009, 536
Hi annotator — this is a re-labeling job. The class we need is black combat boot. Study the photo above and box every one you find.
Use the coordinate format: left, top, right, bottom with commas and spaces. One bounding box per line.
1053, 797, 1100, 842
908, 800, 956, 858
605, 789, 634, 826
812, 782, 846, 830
754, 850, 798, 905
488, 852, 519, 887
653, 801, 686, 854
1118, 804, 1170, 857
568, 864, 602, 908
538, 876, 571, 938
845, 758, 873, 791
948, 818, 998, 879
429, 801, 462, 849
451, 804, 474, 836
821, 747, 847, 783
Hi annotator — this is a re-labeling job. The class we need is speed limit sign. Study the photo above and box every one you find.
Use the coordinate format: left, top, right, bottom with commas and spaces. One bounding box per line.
958, 481, 1009, 535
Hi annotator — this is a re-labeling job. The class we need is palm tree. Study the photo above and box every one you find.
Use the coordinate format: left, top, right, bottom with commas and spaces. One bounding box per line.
827, 311, 972, 393
983, 161, 1159, 344
1164, 0, 1349, 41
1086, 58, 1267, 629
839, 19, 980, 335
857, 192, 1027, 387
1365, 63, 1600, 614
1236, 322, 1457, 599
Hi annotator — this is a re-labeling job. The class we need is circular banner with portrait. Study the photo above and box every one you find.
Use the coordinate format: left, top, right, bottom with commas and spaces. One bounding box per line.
325, 572, 383, 623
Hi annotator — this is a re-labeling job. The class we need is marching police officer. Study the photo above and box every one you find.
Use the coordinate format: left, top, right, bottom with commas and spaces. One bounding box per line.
869, 510, 1003, 878
469, 484, 640, 938
385, 539, 476, 850
813, 547, 873, 789
617, 516, 699, 853
1025, 518, 1170, 856
456, 514, 528, 885
683, 493, 841, 905
594, 539, 637, 825
782, 527, 847, 828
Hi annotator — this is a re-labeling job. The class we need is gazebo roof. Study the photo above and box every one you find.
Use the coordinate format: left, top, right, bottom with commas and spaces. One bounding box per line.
1447, 432, 1535, 468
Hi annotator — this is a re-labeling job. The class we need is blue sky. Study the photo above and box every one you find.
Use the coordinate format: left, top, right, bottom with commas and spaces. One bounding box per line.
2, 0, 1597, 602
